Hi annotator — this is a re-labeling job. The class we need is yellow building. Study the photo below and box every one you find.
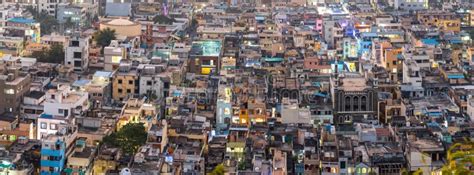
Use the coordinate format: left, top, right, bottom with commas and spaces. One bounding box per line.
238, 109, 249, 125
92, 158, 118, 175
417, 12, 461, 32
380, 42, 402, 82
112, 65, 138, 101
117, 98, 156, 131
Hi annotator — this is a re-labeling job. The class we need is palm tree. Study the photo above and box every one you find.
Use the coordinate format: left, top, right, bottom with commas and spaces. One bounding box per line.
441, 140, 474, 175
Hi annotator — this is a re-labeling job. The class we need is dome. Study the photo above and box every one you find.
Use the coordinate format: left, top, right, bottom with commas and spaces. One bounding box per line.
106, 19, 136, 26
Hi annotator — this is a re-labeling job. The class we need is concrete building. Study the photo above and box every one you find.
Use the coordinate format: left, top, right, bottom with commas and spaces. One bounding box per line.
39, 120, 77, 175
37, 0, 64, 17
20, 91, 45, 120
112, 63, 138, 101
391, 0, 428, 11
65, 35, 90, 72
0, 55, 32, 114
86, 71, 113, 107
417, 11, 460, 32
188, 40, 222, 75
42, 85, 89, 119
138, 65, 165, 101
104, 40, 126, 71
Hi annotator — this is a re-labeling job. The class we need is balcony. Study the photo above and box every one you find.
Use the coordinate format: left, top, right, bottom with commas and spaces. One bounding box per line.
41, 149, 64, 156
40, 160, 63, 168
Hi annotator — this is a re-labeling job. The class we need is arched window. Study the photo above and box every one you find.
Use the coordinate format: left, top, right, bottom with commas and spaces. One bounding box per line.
353, 96, 359, 111
361, 96, 367, 111
345, 96, 351, 111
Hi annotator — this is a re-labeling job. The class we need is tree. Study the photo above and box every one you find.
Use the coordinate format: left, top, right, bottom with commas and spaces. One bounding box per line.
94, 28, 116, 51
25, 6, 59, 35
153, 15, 176, 25
30, 43, 64, 63
209, 164, 225, 175
102, 123, 147, 154
441, 140, 474, 175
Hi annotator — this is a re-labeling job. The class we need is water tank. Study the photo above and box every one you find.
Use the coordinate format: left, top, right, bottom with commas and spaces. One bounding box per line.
119, 168, 131, 175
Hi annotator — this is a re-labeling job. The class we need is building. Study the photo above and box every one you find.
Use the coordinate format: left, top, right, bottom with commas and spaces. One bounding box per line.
332, 73, 378, 126
3, 17, 41, 44
64, 138, 96, 174
42, 85, 89, 121
21, 91, 45, 120
65, 35, 91, 72
39, 124, 77, 175
86, 71, 113, 107
104, 40, 126, 71
37, 0, 64, 16
188, 40, 222, 75
117, 98, 156, 130
0, 112, 35, 146
391, 0, 428, 11
112, 63, 138, 101
0, 55, 32, 114
417, 11, 461, 32
99, 19, 141, 38
138, 64, 165, 101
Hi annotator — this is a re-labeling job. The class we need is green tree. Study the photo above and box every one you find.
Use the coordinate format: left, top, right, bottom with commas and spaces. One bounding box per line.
153, 15, 176, 25
102, 123, 147, 154
31, 44, 64, 63
209, 164, 225, 175
441, 140, 474, 175
94, 28, 117, 50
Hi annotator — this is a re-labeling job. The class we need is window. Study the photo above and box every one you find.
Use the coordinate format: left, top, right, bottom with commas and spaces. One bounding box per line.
73, 52, 82, 59
128, 80, 133, 85
340, 161, 346, 169
361, 96, 367, 111
118, 89, 123, 93
127, 89, 131, 93
50, 124, 57, 130
4, 89, 14, 94
147, 81, 152, 86
118, 79, 122, 84
74, 60, 82, 67
345, 96, 351, 111
40, 122, 47, 129
58, 109, 64, 114
353, 96, 359, 111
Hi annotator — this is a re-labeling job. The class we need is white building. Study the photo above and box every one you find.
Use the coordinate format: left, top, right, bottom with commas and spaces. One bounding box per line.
38, 0, 65, 16
401, 59, 424, 98
104, 40, 126, 71
21, 91, 45, 120
138, 65, 165, 100
391, 0, 428, 11
43, 85, 89, 118
65, 35, 90, 72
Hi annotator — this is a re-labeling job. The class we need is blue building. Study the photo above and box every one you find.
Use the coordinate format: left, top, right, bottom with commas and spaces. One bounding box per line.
40, 135, 66, 175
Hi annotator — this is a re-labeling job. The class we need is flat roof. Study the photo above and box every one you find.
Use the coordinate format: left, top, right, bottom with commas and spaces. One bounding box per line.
190, 40, 222, 57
